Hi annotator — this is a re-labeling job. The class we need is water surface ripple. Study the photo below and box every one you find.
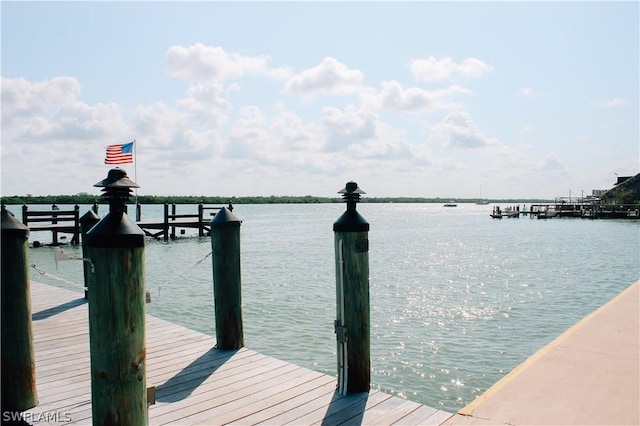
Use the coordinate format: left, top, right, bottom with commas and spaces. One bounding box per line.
18, 203, 640, 412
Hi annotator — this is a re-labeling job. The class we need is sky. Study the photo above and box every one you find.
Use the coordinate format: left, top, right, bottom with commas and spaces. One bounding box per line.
1, 1, 638, 199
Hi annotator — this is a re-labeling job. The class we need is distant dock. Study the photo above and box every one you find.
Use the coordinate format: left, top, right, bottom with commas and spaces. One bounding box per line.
23, 282, 453, 425
491, 200, 640, 219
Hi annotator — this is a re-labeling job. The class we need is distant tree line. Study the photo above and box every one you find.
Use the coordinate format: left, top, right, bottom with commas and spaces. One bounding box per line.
1, 194, 553, 205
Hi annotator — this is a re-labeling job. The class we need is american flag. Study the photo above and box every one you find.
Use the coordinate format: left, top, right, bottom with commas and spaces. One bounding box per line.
105, 141, 134, 164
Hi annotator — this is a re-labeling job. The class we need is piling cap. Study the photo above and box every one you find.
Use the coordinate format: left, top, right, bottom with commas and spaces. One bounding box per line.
1, 205, 30, 238
334, 181, 369, 232
87, 169, 144, 247
210, 207, 242, 228
94, 168, 139, 188
338, 181, 366, 197
80, 209, 100, 225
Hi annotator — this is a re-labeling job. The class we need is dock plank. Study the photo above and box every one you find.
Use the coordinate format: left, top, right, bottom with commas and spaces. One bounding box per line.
22, 282, 452, 425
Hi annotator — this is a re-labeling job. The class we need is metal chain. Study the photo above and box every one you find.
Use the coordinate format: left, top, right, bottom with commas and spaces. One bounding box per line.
30, 264, 87, 291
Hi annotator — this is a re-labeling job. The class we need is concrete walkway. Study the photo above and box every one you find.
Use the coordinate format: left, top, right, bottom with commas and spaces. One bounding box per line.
443, 280, 639, 426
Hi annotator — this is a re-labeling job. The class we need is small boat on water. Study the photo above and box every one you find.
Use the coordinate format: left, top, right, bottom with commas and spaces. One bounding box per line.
475, 186, 490, 205
444, 202, 457, 207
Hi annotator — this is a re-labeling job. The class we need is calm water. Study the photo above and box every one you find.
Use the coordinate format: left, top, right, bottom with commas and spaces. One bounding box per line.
12, 203, 640, 412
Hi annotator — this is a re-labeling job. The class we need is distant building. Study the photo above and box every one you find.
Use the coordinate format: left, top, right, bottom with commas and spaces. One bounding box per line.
615, 176, 633, 185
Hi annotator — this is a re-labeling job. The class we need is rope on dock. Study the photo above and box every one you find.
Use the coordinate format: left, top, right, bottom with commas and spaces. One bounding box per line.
29, 250, 214, 300
31, 264, 87, 291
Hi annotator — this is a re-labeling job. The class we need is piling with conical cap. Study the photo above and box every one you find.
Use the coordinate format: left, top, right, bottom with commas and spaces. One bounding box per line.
210, 207, 244, 350
85, 168, 147, 424
1, 205, 38, 411
333, 181, 371, 394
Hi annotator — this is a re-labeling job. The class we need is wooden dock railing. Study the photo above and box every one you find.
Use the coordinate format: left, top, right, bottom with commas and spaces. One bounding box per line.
19, 202, 232, 244
136, 202, 231, 241
21, 204, 80, 244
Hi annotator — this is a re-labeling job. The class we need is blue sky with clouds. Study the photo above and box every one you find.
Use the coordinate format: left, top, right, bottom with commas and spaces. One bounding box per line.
2, 1, 638, 198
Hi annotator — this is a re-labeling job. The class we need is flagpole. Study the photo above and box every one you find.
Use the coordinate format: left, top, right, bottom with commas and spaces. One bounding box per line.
133, 139, 138, 208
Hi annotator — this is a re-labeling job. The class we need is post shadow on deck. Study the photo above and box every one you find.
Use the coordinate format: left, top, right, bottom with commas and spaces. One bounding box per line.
321, 391, 369, 425
32, 298, 86, 321
156, 348, 238, 402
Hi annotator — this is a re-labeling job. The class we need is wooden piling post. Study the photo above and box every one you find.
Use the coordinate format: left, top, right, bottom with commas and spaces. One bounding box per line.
72, 204, 80, 244
210, 207, 244, 350
171, 203, 177, 240
51, 204, 59, 245
80, 210, 100, 299
22, 204, 28, 225
198, 202, 204, 237
86, 168, 147, 425
163, 203, 169, 241
1, 205, 38, 411
333, 182, 370, 394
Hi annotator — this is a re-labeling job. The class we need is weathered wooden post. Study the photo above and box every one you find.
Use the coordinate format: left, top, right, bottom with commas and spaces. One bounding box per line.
163, 203, 169, 241
198, 202, 204, 237
333, 181, 370, 394
210, 207, 244, 350
86, 168, 147, 424
80, 210, 100, 299
51, 204, 59, 245
1, 205, 38, 412
21, 204, 28, 226
72, 204, 81, 244
170, 203, 177, 240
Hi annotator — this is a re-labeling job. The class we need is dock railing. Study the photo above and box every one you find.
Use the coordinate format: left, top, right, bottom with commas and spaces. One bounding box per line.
21, 204, 80, 244
135, 202, 232, 241
18, 202, 233, 244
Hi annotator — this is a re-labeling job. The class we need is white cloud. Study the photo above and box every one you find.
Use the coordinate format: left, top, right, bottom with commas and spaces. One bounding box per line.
1, 77, 127, 144
165, 43, 280, 81
131, 101, 219, 166
270, 105, 322, 152
430, 111, 496, 149
2, 76, 78, 128
378, 80, 471, 113
284, 57, 364, 95
322, 106, 376, 151
175, 81, 230, 129
592, 97, 627, 109
225, 106, 272, 159
411, 56, 493, 82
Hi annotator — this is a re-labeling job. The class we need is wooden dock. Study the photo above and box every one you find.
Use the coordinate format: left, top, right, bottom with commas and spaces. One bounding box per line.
23, 282, 453, 425
19, 203, 228, 243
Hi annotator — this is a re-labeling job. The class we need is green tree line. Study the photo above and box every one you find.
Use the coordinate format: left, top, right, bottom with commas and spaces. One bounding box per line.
1, 194, 552, 205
